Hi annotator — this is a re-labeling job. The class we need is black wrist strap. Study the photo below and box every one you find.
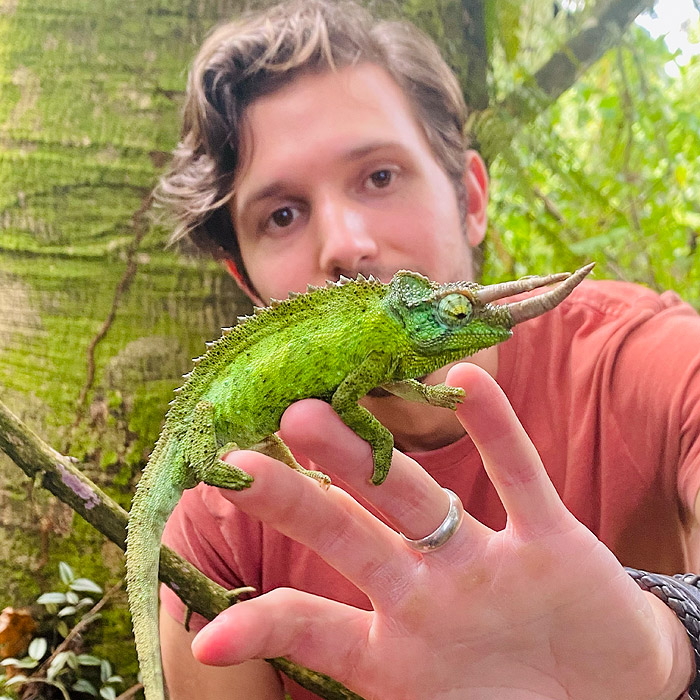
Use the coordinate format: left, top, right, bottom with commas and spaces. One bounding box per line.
626, 567, 700, 700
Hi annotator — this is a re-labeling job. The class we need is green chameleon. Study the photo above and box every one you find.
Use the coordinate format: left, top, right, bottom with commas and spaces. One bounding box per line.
125, 264, 593, 700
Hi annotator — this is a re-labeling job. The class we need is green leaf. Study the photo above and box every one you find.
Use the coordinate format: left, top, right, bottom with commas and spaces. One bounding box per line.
72, 679, 98, 696
99, 686, 117, 700
77, 655, 102, 667
4, 659, 37, 670
28, 638, 47, 661
48, 651, 74, 679
56, 621, 69, 638
58, 606, 77, 617
70, 579, 103, 595
37, 592, 67, 605
4, 675, 27, 687
100, 660, 112, 684
496, 0, 521, 63
0, 660, 19, 667
59, 562, 75, 586
66, 591, 80, 606
106, 675, 123, 684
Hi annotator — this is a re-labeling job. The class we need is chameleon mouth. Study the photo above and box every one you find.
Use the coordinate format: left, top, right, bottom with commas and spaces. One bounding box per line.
478, 263, 595, 326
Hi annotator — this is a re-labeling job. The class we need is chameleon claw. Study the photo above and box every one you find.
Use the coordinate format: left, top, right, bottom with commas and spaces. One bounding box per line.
225, 586, 257, 605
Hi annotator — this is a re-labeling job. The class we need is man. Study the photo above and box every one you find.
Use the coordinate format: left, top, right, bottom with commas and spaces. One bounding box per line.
154, 0, 700, 697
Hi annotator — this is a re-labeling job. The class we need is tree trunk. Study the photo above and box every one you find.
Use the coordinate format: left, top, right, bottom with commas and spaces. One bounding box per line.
0, 0, 250, 669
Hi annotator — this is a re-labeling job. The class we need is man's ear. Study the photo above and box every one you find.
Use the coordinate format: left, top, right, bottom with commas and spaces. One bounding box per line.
462, 150, 489, 248
223, 259, 266, 306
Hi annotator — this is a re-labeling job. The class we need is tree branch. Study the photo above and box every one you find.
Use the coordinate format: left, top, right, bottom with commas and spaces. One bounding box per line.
460, 0, 489, 110
0, 398, 363, 700
471, 0, 656, 161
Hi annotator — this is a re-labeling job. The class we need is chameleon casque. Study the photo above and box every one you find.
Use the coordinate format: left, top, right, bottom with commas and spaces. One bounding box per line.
125, 264, 593, 700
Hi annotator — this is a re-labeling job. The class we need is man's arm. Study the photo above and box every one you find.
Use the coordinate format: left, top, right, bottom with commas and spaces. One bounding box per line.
160, 609, 284, 700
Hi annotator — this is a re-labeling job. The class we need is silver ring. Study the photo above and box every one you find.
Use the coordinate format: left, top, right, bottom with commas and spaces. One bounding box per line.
400, 488, 464, 553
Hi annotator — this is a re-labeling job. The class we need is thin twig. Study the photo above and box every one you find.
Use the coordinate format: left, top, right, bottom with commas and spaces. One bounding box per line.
115, 682, 144, 700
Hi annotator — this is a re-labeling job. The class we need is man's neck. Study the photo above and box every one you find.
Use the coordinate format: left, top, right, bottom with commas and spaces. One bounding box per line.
360, 346, 499, 454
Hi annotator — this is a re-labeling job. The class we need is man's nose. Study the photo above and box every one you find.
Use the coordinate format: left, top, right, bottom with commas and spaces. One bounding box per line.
316, 194, 379, 276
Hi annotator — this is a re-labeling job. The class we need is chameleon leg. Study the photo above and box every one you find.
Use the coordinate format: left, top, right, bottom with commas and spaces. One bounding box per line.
381, 379, 465, 410
331, 351, 395, 485
250, 434, 331, 488
186, 401, 254, 490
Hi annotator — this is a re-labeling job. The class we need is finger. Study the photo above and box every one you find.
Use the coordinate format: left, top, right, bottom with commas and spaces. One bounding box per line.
192, 587, 371, 687
279, 400, 491, 543
447, 362, 571, 535
218, 449, 415, 604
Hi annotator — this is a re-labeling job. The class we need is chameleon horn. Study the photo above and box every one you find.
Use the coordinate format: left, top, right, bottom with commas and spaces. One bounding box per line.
475, 271, 571, 304
506, 263, 595, 325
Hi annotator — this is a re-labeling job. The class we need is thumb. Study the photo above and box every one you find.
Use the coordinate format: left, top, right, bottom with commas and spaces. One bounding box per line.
192, 588, 371, 682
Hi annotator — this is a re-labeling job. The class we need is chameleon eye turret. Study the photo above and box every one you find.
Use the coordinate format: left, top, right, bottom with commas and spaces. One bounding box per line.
435, 294, 473, 326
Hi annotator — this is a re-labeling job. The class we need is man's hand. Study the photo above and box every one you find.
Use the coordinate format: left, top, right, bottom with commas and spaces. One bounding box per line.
191, 363, 693, 700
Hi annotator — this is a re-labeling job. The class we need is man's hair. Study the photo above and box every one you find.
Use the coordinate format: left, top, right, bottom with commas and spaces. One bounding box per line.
155, 0, 469, 291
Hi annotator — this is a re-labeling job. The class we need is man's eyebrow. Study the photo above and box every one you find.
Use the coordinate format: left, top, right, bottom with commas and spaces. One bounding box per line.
240, 181, 291, 211
238, 141, 405, 212
341, 140, 405, 161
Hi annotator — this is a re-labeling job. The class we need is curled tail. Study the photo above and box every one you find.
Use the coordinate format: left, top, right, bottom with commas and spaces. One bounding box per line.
126, 436, 187, 700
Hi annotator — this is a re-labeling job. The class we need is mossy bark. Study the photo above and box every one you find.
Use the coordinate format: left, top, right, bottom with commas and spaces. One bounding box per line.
0, 0, 251, 677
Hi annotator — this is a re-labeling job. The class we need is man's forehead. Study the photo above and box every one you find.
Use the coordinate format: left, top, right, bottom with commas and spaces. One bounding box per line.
232, 64, 432, 202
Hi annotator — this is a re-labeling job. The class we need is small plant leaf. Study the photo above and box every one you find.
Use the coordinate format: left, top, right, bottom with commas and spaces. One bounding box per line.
57, 621, 69, 638
77, 655, 102, 666
49, 650, 73, 678
100, 659, 112, 683
6, 659, 37, 670
58, 606, 77, 617
72, 679, 98, 695
70, 579, 103, 595
99, 686, 117, 700
66, 591, 80, 606
4, 675, 27, 687
28, 637, 47, 661
59, 562, 75, 585
37, 592, 67, 605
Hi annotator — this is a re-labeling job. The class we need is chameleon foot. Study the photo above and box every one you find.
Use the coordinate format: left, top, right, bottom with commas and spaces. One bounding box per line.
382, 379, 465, 410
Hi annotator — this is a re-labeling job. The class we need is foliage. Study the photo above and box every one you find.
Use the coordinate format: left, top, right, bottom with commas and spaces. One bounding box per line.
475, 6, 700, 307
0, 563, 129, 700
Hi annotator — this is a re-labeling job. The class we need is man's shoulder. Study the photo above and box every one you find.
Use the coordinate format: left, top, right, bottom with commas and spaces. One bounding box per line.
556, 278, 687, 321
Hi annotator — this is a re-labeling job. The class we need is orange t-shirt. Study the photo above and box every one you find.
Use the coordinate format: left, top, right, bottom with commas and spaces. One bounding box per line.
161, 280, 700, 698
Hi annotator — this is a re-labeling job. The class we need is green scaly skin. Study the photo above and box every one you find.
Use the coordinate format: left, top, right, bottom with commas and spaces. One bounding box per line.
124, 269, 539, 700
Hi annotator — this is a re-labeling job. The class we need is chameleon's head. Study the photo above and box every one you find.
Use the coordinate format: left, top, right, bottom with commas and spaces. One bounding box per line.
386, 264, 594, 364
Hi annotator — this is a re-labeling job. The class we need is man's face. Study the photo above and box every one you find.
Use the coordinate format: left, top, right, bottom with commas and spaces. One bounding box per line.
229, 63, 487, 303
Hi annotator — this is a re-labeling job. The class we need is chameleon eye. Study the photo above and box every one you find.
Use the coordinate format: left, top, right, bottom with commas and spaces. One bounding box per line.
436, 293, 473, 326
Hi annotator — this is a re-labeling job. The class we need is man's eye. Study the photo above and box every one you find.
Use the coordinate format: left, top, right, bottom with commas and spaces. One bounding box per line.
367, 169, 394, 189
269, 206, 296, 228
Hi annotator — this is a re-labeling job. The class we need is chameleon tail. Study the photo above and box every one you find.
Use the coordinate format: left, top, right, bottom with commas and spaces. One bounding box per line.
125, 436, 186, 700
